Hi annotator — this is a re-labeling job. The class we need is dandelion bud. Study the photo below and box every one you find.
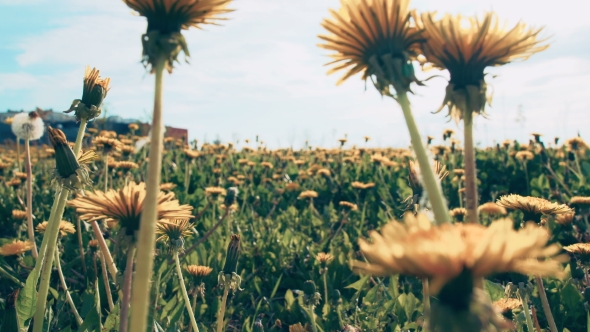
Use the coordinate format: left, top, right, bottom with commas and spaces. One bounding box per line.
224, 187, 239, 206
65, 67, 110, 122
303, 280, 316, 297
253, 317, 264, 332
332, 289, 342, 306
48, 126, 92, 191
222, 234, 240, 275
11, 111, 44, 141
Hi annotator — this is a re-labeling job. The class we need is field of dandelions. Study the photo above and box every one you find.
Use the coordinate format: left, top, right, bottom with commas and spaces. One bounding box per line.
1, 0, 590, 332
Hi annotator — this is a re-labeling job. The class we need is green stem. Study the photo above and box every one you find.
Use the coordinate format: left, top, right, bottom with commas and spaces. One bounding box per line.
535, 275, 557, 332
54, 249, 83, 325
90, 220, 118, 284
307, 305, 318, 332
396, 92, 450, 224
33, 187, 70, 332
98, 251, 115, 311
16, 139, 21, 171
422, 278, 430, 316
463, 110, 479, 224
73, 118, 88, 157
24, 138, 38, 258
518, 287, 535, 332
129, 54, 167, 332
216, 286, 229, 332
323, 273, 329, 307
574, 153, 586, 185
185, 160, 191, 195
175, 252, 200, 332
104, 153, 109, 192
0, 265, 23, 286
119, 246, 136, 332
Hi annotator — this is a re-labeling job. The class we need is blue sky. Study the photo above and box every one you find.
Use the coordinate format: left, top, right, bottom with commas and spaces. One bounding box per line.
1, 0, 589, 149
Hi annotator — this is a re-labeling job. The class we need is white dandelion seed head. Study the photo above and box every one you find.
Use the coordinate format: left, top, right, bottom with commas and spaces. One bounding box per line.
11, 112, 45, 140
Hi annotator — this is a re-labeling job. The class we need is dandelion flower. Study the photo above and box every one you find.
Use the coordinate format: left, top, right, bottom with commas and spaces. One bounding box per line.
123, 0, 233, 73
477, 202, 507, 216
0, 240, 34, 256
318, 0, 425, 95
565, 137, 587, 152
421, 12, 548, 122
570, 196, 590, 208
493, 298, 521, 314
116, 161, 139, 170
156, 218, 193, 252
67, 182, 193, 237
36, 220, 76, 237
260, 161, 273, 169
12, 210, 27, 220
205, 186, 226, 197
316, 252, 333, 264
93, 136, 122, 154
160, 182, 177, 191
11, 111, 44, 141
352, 213, 567, 295
351, 181, 375, 190
496, 194, 572, 222
450, 207, 468, 222
555, 212, 575, 225
515, 151, 534, 162
186, 265, 213, 278
339, 201, 358, 211
298, 190, 318, 199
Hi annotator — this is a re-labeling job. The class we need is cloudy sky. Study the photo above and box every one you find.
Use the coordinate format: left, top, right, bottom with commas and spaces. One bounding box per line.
1, 0, 589, 149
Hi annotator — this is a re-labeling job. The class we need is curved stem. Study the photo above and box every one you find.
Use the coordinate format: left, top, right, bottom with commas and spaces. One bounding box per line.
396, 92, 450, 224
535, 275, 557, 332
119, 246, 136, 332
216, 287, 229, 332
175, 252, 199, 332
24, 138, 38, 258
90, 220, 118, 284
463, 110, 479, 224
129, 54, 167, 332
99, 251, 115, 311
33, 188, 70, 332
54, 249, 83, 326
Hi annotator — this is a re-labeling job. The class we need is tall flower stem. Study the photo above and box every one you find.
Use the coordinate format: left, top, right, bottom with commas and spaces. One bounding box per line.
98, 251, 115, 311
24, 138, 38, 258
174, 252, 200, 332
33, 187, 70, 332
184, 160, 191, 194
306, 305, 318, 332
54, 249, 83, 326
103, 154, 109, 192
535, 275, 557, 332
463, 110, 479, 224
73, 119, 88, 157
517, 286, 535, 332
16, 139, 21, 171
216, 286, 230, 332
119, 245, 136, 332
129, 53, 167, 332
322, 273, 329, 308
76, 217, 87, 274
396, 91, 450, 224
90, 220, 118, 283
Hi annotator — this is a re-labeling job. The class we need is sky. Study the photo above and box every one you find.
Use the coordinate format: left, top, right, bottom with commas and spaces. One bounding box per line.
0, 0, 589, 149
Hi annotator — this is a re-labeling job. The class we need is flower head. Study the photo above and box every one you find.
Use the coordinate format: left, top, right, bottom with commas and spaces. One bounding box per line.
67, 182, 193, 237
156, 218, 193, 252
450, 207, 468, 222
36, 220, 76, 237
339, 201, 358, 211
477, 202, 507, 216
515, 151, 534, 162
563, 243, 590, 264
0, 240, 34, 256
496, 194, 572, 222
11, 111, 44, 141
12, 210, 27, 220
298, 190, 318, 199
186, 265, 213, 281
94, 136, 122, 154
65, 66, 111, 122
352, 213, 567, 295
570, 196, 590, 208
160, 182, 177, 191
205, 186, 226, 197
351, 181, 375, 190
493, 298, 521, 314
421, 12, 548, 122
318, 0, 425, 95
316, 252, 333, 265
123, 0, 233, 73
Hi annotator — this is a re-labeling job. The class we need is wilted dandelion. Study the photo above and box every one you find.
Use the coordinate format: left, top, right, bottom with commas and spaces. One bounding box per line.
65, 66, 111, 124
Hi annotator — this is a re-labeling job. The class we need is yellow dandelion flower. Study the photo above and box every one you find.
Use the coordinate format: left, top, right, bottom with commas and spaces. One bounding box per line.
421, 12, 548, 122
339, 201, 358, 211
36, 220, 76, 237
477, 202, 507, 216
298, 190, 318, 199
186, 265, 213, 278
0, 240, 34, 256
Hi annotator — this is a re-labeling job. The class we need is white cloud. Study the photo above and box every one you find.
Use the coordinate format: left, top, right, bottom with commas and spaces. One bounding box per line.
2, 0, 589, 148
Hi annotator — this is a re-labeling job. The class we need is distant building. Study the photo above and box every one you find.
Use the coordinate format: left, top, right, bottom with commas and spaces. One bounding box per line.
0, 108, 188, 146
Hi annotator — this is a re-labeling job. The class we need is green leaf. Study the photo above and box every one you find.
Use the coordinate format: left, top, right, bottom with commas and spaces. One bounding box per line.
285, 289, 295, 311
102, 303, 120, 331
270, 274, 283, 299
16, 265, 40, 330
345, 275, 369, 291
561, 279, 583, 313
79, 283, 101, 332
484, 280, 505, 302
